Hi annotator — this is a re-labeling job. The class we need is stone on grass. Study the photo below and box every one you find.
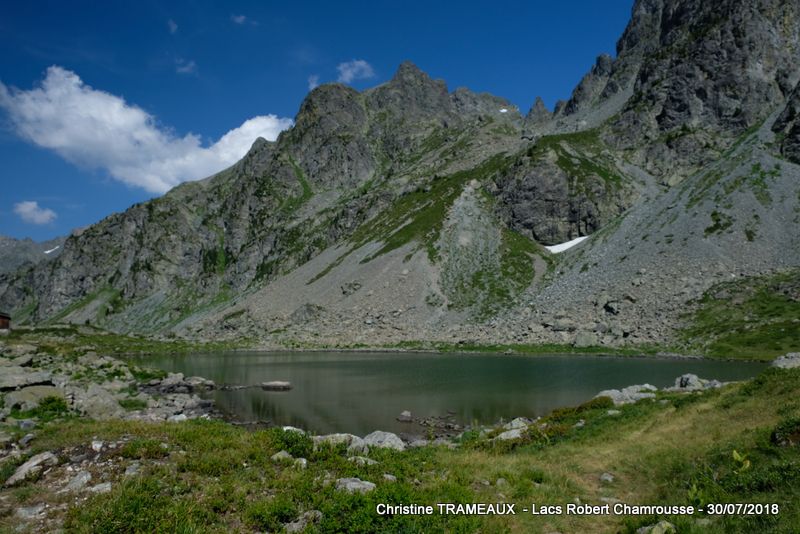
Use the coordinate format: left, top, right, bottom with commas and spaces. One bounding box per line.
600, 472, 615, 484
3, 385, 63, 411
5, 451, 58, 486
64, 471, 92, 492
363, 430, 405, 451
335, 477, 376, 494
284, 510, 322, 533
294, 458, 308, 469
271, 450, 293, 462
772, 353, 800, 369
89, 482, 112, 494
503, 417, 530, 430
636, 520, 676, 534
16, 504, 45, 520
348, 456, 378, 466
494, 428, 524, 441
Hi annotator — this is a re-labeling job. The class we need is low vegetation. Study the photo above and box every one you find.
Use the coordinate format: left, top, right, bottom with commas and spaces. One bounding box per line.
681, 269, 800, 359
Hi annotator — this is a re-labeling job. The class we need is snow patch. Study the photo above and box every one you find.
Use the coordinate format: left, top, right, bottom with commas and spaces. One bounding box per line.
544, 236, 588, 254
499, 108, 508, 113
43, 246, 60, 254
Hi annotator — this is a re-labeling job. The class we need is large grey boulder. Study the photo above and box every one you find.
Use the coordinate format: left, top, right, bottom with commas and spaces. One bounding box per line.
772, 353, 800, 369
494, 428, 525, 441
503, 417, 530, 430
313, 433, 365, 452
69, 384, 124, 420
335, 477, 376, 494
596, 384, 657, 406
0, 366, 53, 391
4, 451, 58, 486
4, 385, 64, 411
363, 430, 405, 451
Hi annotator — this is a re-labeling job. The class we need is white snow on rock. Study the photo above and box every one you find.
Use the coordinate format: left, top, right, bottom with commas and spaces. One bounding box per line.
544, 236, 589, 254
43, 246, 60, 254
499, 108, 508, 113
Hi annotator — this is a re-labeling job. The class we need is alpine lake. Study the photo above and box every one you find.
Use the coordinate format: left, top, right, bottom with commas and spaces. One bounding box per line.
134, 351, 768, 437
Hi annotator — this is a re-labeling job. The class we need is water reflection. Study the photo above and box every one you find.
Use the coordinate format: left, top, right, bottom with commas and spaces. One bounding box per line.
137, 351, 766, 436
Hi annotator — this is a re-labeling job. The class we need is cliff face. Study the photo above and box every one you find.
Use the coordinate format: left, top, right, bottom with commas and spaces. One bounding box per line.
2, 0, 799, 348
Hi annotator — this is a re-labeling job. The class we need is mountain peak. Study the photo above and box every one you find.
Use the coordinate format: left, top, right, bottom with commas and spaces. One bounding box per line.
391, 61, 428, 83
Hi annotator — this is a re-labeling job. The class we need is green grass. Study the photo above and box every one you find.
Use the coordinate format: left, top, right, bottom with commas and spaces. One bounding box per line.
3, 325, 246, 357
681, 269, 800, 359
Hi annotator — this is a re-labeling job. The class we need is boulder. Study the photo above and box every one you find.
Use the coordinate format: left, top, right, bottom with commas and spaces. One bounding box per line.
4, 385, 64, 411
284, 510, 323, 533
494, 428, 525, 441
89, 482, 112, 494
262, 381, 292, 391
674, 373, 706, 390
15, 504, 46, 520
63, 471, 92, 492
397, 410, 413, 422
70, 384, 124, 420
636, 520, 676, 534
596, 384, 657, 405
313, 433, 367, 454
363, 430, 405, 451
5, 451, 58, 486
0, 366, 53, 391
335, 477, 376, 494
573, 331, 598, 348
503, 417, 530, 430
772, 353, 800, 369
271, 450, 293, 462
348, 456, 378, 466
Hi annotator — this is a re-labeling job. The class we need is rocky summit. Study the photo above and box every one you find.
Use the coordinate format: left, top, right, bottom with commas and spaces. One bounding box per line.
1, 0, 800, 354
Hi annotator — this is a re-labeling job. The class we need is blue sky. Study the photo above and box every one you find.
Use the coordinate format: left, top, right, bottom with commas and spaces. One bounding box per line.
0, 1, 633, 240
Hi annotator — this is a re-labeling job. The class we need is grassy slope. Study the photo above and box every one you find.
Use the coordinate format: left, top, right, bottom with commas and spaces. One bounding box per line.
2, 368, 798, 533
681, 269, 800, 360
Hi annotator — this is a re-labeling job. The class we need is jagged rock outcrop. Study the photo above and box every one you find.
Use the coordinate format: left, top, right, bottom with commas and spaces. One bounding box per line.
607, 0, 800, 183
772, 81, 800, 163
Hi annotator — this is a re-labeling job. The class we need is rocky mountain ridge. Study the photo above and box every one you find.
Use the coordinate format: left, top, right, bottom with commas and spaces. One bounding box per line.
1, 0, 799, 353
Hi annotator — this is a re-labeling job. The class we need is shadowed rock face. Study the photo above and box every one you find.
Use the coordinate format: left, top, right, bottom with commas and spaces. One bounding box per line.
605, 0, 800, 182
772, 82, 800, 164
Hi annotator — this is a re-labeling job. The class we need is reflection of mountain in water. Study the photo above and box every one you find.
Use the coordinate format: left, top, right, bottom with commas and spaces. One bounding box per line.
138, 351, 766, 436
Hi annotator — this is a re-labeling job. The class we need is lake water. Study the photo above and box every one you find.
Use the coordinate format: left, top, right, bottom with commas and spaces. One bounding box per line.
137, 351, 767, 436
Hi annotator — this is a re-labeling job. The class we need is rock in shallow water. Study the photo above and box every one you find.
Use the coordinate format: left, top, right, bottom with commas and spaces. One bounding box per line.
262, 381, 292, 391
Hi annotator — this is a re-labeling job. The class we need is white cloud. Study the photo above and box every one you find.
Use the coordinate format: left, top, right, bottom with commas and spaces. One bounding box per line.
0, 66, 294, 194
14, 201, 57, 225
231, 14, 247, 24
167, 19, 178, 34
307, 74, 319, 91
336, 59, 375, 84
175, 58, 197, 74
